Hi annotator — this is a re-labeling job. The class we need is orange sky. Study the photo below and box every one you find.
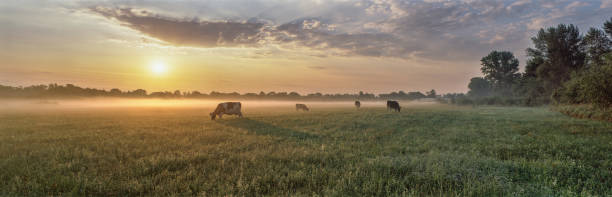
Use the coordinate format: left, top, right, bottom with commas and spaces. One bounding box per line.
1, 1, 610, 94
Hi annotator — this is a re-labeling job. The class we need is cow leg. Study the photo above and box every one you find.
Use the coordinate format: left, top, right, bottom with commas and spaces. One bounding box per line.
218, 114, 223, 119
238, 112, 243, 118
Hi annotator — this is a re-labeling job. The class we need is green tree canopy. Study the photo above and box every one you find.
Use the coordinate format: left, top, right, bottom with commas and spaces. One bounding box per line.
524, 48, 544, 78
604, 17, 612, 38
480, 51, 520, 93
583, 27, 611, 66
528, 24, 585, 90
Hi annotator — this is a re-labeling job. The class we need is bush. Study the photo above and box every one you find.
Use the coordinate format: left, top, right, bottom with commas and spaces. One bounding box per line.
579, 64, 612, 109
455, 97, 474, 105
558, 55, 612, 109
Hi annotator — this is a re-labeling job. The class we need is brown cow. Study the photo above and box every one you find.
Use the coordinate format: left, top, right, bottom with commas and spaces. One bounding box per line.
387, 100, 400, 112
296, 103, 309, 111
210, 102, 243, 120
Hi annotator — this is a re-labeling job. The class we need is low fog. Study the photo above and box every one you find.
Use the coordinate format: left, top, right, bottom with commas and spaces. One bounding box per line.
0, 98, 437, 112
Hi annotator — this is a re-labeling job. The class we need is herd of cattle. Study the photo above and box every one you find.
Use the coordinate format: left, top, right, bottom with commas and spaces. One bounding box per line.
210, 100, 401, 120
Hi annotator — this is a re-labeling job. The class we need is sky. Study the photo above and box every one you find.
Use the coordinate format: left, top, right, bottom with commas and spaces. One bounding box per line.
1, 0, 611, 94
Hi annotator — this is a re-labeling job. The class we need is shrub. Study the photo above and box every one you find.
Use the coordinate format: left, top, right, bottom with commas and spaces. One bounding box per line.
559, 54, 612, 109
579, 63, 612, 109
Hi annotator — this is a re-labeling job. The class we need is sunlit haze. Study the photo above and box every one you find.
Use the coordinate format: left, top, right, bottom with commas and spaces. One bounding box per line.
150, 60, 168, 76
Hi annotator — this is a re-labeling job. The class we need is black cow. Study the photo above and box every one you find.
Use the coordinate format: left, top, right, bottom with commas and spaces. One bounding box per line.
387, 100, 400, 112
210, 102, 243, 120
355, 101, 361, 109
296, 103, 309, 111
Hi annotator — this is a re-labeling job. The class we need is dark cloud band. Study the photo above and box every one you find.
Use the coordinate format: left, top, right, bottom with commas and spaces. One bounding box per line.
90, 6, 412, 58
91, 6, 265, 47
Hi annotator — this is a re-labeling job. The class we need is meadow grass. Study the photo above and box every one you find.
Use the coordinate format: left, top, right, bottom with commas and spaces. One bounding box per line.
1, 103, 611, 196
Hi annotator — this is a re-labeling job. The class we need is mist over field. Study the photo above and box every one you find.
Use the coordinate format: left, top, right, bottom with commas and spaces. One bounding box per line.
0, 99, 436, 111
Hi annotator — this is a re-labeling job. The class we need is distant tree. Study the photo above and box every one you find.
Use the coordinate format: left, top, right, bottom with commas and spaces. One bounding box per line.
442, 93, 466, 104
407, 92, 426, 100
426, 89, 437, 98
583, 27, 611, 66
528, 24, 585, 90
480, 51, 520, 93
243, 93, 257, 98
131, 89, 147, 97
467, 77, 491, 97
289, 92, 300, 97
308, 92, 322, 98
276, 92, 288, 98
110, 88, 122, 95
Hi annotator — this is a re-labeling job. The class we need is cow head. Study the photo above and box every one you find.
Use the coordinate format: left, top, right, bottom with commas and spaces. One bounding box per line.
210, 112, 216, 120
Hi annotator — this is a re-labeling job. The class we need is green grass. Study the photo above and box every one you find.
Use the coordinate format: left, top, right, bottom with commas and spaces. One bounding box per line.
1, 104, 611, 196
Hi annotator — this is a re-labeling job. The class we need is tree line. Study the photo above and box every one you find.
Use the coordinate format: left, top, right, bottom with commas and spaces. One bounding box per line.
450, 17, 612, 109
0, 83, 439, 101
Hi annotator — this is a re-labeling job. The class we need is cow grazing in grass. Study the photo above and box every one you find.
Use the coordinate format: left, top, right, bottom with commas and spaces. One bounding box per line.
387, 100, 400, 112
355, 101, 361, 109
296, 104, 309, 111
210, 102, 242, 120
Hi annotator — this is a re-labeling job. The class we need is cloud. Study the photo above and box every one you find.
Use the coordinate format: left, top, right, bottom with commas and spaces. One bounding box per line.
90, 6, 265, 47
90, 7, 414, 57
602, 0, 612, 8
86, 1, 612, 61
274, 18, 413, 57
565, 1, 589, 11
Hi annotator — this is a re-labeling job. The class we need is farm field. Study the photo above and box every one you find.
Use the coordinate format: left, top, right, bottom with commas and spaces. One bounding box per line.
1, 101, 611, 196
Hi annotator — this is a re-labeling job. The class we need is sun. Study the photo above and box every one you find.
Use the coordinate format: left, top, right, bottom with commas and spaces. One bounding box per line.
150, 61, 168, 75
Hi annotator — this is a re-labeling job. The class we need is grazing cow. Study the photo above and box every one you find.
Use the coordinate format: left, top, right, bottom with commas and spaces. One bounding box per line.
387, 100, 401, 112
355, 101, 361, 109
296, 103, 309, 111
210, 102, 242, 120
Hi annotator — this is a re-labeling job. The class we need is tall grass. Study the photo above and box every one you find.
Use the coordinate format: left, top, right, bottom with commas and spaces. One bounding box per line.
1, 104, 611, 196
555, 104, 612, 122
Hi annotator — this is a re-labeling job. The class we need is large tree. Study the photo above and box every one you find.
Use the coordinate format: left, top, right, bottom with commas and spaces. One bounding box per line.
604, 17, 612, 38
524, 48, 544, 78
528, 24, 585, 90
480, 51, 520, 93
583, 27, 611, 66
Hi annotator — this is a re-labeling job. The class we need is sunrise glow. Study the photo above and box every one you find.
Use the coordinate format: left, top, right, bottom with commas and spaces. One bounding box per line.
150, 61, 168, 76
1, 1, 610, 94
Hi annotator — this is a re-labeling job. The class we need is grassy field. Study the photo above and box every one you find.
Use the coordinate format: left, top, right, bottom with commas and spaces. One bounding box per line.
1, 101, 611, 196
